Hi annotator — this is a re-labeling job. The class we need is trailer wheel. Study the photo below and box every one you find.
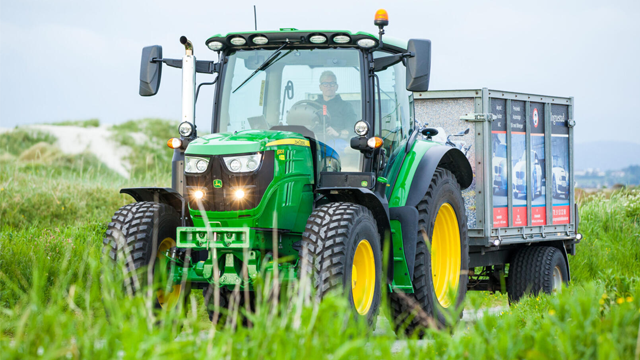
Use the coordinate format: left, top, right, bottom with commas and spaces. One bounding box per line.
300, 202, 382, 326
390, 168, 469, 335
103, 202, 191, 311
507, 246, 568, 303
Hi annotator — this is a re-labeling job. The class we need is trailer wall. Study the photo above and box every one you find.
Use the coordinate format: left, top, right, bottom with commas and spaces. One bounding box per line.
413, 88, 576, 247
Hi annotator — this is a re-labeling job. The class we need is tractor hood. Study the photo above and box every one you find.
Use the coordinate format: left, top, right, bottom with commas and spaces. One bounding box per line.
185, 130, 309, 156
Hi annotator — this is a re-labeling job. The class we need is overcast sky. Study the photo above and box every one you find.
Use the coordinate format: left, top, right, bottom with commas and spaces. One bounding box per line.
1, 0, 639, 146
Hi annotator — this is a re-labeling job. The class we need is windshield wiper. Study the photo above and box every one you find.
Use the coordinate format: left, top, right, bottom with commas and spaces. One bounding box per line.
233, 41, 291, 94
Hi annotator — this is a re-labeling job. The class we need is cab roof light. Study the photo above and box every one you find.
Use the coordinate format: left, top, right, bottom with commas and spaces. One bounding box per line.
252, 36, 268, 45
332, 34, 351, 44
207, 41, 224, 51
229, 37, 247, 46
309, 34, 327, 44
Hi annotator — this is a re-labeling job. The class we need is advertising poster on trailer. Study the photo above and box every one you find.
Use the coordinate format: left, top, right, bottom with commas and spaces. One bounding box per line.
551, 105, 571, 224
491, 99, 508, 227
510, 101, 527, 226
530, 102, 546, 226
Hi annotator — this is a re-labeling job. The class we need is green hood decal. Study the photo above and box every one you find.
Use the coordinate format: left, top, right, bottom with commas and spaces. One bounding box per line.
186, 129, 308, 156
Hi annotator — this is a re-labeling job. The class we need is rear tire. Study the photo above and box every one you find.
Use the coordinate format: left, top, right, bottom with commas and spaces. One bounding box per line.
389, 168, 469, 335
300, 202, 382, 326
103, 202, 191, 311
507, 246, 568, 303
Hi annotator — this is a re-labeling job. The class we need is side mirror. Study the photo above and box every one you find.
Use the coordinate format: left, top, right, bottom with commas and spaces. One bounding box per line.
139, 45, 163, 96
405, 39, 431, 92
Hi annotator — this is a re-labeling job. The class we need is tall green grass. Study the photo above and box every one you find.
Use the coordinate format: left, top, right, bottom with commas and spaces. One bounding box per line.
0, 123, 639, 359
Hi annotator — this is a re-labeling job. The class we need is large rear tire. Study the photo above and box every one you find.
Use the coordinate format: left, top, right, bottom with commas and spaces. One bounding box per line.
103, 202, 191, 311
507, 246, 568, 303
390, 168, 469, 335
300, 202, 382, 326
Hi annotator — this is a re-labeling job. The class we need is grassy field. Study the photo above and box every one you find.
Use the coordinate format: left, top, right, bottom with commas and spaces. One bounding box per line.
1, 122, 639, 359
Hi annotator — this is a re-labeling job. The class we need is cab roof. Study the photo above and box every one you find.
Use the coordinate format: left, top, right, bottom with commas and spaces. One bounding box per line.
205, 28, 408, 53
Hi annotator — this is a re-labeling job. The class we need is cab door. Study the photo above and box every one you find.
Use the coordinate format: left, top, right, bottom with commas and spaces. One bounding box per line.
372, 50, 414, 196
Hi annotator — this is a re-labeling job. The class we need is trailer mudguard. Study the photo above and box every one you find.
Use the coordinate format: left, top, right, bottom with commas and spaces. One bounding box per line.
405, 146, 473, 207
120, 187, 184, 215
316, 187, 394, 283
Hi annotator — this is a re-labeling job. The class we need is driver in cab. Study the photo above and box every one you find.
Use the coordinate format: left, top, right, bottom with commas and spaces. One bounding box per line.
317, 71, 356, 138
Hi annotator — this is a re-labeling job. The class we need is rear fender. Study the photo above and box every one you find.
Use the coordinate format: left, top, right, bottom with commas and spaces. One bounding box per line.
407, 146, 472, 207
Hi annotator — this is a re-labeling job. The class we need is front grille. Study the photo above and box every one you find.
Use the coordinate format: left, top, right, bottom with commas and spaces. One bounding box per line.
185, 151, 275, 212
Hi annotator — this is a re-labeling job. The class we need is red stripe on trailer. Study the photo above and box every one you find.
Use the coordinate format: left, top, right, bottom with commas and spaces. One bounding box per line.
493, 207, 508, 227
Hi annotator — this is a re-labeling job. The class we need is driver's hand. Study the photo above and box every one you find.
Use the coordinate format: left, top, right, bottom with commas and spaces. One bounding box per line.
326, 126, 339, 137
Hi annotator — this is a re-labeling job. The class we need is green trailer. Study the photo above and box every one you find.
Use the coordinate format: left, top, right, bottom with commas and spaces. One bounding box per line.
104, 10, 581, 334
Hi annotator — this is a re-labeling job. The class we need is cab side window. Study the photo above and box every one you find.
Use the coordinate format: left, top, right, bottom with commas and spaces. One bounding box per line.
373, 51, 414, 170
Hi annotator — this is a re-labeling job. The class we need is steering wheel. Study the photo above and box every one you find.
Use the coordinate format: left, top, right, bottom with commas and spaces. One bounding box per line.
286, 100, 327, 130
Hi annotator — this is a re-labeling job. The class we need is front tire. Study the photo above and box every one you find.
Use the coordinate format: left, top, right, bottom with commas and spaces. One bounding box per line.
390, 168, 469, 335
300, 202, 382, 326
103, 202, 190, 311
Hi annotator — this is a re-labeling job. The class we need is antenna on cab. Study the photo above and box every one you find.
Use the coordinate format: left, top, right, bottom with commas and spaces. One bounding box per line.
254, 5, 258, 31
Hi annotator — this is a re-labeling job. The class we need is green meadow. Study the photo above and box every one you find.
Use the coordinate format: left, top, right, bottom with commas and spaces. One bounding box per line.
1, 121, 638, 359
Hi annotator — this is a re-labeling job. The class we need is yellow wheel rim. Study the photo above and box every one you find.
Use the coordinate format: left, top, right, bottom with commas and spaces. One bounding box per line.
351, 239, 376, 315
155, 237, 182, 309
431, 203, 461, 308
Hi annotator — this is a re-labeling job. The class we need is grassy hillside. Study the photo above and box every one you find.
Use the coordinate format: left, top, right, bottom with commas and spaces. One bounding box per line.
0, 122, 638, 359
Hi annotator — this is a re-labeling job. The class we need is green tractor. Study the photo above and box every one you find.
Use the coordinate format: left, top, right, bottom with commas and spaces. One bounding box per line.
104, 10, 474, 332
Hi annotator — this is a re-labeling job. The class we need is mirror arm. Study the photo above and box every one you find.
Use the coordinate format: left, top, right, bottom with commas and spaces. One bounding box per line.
150, 58, 218, 74
373, 52, 415, 72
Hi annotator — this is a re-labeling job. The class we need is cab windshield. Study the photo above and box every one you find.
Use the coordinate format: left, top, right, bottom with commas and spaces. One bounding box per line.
218, 48, 363, 171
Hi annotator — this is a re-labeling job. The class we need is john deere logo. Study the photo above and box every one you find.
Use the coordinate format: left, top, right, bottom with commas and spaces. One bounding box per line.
213, 179, 223, 188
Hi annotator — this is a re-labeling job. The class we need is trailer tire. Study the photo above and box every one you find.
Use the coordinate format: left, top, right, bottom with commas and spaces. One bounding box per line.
103, 202, 191, 311
507, 246, 568, 303
300, 202, 382, 326
389, 168, 469, 335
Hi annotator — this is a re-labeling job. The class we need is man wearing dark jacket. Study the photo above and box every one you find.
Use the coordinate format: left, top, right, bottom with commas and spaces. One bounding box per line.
316, 71, 357, 138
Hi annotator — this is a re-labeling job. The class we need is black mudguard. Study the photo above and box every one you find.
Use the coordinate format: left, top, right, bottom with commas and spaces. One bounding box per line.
120, 187, 184, 215
389, 206, 419, 280
405, 146, 473, 207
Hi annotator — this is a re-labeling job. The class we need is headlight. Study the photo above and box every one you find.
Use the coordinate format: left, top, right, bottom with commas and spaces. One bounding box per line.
354, 121, 369, 136
179, 121, 194, 137
185, 156, 209, 174
223, 153, 262, 173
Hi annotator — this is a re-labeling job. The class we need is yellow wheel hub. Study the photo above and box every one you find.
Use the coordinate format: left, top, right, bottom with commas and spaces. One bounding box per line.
431, 203, 461, 308
351, 239, 375, 315
155, 237, 182, 309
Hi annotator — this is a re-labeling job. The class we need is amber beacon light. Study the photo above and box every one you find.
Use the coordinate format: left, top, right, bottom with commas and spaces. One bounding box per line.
374, 9, 389, 27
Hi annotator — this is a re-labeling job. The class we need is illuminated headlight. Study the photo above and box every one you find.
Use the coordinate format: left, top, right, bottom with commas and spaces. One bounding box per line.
193, 189, 205, 200
354, 121, 369, 136
185, 156, 209, 173
230, 37, 247, 46
333, 35, 351, 44
252, 36, 268, 45
234, 189, 245, 200
223, 153, 262, 173
517, 179, 523, 185
207, 41, 224, 51
357, 38, 377, 48
309, 35, 327, 44
178, 121, 194, 137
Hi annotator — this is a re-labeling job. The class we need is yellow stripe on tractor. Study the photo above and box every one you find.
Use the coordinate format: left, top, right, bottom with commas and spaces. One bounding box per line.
265, 139, 310, 147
